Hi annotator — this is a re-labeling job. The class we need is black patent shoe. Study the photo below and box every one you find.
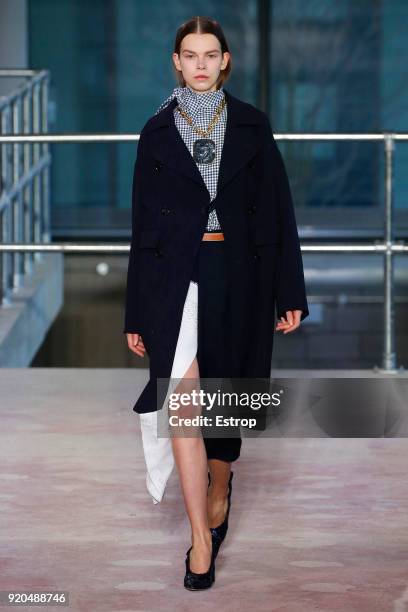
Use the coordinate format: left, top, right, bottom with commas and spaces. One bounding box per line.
184, 539, 215, 591
208, 471, 234, 559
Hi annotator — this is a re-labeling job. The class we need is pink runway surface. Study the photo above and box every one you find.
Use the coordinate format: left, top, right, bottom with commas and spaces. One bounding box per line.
1, 369, 407, 612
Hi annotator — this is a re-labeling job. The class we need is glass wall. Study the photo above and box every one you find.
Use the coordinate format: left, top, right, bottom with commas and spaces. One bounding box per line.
28, 0, 258, 237
28, 0, 408, 238
269, 0, 408, 236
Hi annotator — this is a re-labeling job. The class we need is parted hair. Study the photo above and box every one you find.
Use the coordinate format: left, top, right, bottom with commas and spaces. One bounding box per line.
173, 16, 232, 90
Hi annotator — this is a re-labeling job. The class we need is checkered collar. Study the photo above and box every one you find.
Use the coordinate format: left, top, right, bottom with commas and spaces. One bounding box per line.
176, 85, 225, 112
155, 85, 225, 116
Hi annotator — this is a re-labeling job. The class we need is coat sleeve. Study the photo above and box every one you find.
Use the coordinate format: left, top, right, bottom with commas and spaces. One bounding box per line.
263, 113, 309, 322
123, 130, 147, 334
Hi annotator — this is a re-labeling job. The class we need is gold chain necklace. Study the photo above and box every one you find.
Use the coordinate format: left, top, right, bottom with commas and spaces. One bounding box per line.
176, 97, 226, 137
175, 97, 226, 164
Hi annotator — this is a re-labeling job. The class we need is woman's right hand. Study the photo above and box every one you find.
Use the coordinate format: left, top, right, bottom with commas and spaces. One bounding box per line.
126, 333, 146, 357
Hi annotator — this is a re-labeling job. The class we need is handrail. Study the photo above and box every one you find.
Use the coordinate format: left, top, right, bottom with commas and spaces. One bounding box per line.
0, 72, 405, 372
0, 70, 50, 110
0, 243, 406, 253
0, 69, 50, 305
1, 132, 408, 143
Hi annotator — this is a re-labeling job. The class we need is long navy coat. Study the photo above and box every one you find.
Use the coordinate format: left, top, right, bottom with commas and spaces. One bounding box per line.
123, 88, 309, 414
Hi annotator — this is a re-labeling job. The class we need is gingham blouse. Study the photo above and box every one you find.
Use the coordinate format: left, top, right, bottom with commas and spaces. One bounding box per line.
155, 85, 227, 282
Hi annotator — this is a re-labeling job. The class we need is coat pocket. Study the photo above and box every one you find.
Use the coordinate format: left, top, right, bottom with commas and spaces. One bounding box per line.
139, 228, 161, 248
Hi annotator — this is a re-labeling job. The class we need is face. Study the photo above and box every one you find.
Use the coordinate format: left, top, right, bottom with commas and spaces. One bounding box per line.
172, 33, 230, 93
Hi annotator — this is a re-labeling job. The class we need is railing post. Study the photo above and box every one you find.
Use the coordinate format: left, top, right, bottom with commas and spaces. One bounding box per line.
23, 86, 34, 276
32, 81, 42, 263
41, 73, 51, 243
374, 133, 403, 374
1, 105, 13, 306
13, 96, 24, 289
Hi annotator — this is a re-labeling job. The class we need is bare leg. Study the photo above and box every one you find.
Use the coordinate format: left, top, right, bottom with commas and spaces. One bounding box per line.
207, 459, 231, 528
170, 355, 212, 573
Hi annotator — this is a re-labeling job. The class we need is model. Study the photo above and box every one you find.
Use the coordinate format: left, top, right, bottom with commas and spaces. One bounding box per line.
124, 15, 309, 590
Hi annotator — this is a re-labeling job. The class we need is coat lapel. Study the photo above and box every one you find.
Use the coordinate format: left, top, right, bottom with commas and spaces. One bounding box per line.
146, 88, 264, 198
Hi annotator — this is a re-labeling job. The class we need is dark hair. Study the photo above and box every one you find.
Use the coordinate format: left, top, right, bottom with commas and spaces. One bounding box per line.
173, 16, 232, 89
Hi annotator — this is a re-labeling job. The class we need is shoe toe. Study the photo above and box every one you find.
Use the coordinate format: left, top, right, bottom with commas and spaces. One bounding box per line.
184, 572, 214, 590
184, 545, 215, 590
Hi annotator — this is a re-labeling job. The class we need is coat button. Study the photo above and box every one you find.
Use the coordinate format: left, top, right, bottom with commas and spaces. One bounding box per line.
153, 162, 162, 173
155, 248, 163, 257
248, 204, 257, 214
160, 207, 171, 214
201, 205, 209, 215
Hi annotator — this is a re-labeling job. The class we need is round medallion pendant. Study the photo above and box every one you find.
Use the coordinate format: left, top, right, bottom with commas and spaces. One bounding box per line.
193, 138, 216, 164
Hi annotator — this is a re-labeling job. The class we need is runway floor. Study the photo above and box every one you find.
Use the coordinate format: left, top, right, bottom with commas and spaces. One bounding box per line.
0, 368, 407, 612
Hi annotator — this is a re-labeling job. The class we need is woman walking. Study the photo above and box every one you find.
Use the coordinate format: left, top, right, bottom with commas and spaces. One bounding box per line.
124, 16, 309, 590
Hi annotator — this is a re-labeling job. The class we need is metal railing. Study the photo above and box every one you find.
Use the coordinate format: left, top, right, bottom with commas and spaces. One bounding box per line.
0, 69, 51, 305
0, 70, 406, 373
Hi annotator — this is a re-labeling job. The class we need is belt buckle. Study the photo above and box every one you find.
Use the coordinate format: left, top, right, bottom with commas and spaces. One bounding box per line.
202, 232, 224, 242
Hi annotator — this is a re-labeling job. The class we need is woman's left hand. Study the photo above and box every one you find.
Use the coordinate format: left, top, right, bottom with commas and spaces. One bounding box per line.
275, 310, 303, 334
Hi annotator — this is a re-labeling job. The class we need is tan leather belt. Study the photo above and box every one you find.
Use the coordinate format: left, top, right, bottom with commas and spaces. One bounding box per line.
202, 232, 224, 241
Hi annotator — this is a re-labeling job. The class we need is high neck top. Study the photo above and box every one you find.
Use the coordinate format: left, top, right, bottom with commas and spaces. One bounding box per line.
155, 85, 225, 119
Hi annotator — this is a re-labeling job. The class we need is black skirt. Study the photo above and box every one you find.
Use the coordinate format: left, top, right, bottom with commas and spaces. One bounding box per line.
193, 240, 242, 463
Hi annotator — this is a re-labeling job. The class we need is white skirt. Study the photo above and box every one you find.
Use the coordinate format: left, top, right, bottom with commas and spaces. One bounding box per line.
139, 280, 198, 504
